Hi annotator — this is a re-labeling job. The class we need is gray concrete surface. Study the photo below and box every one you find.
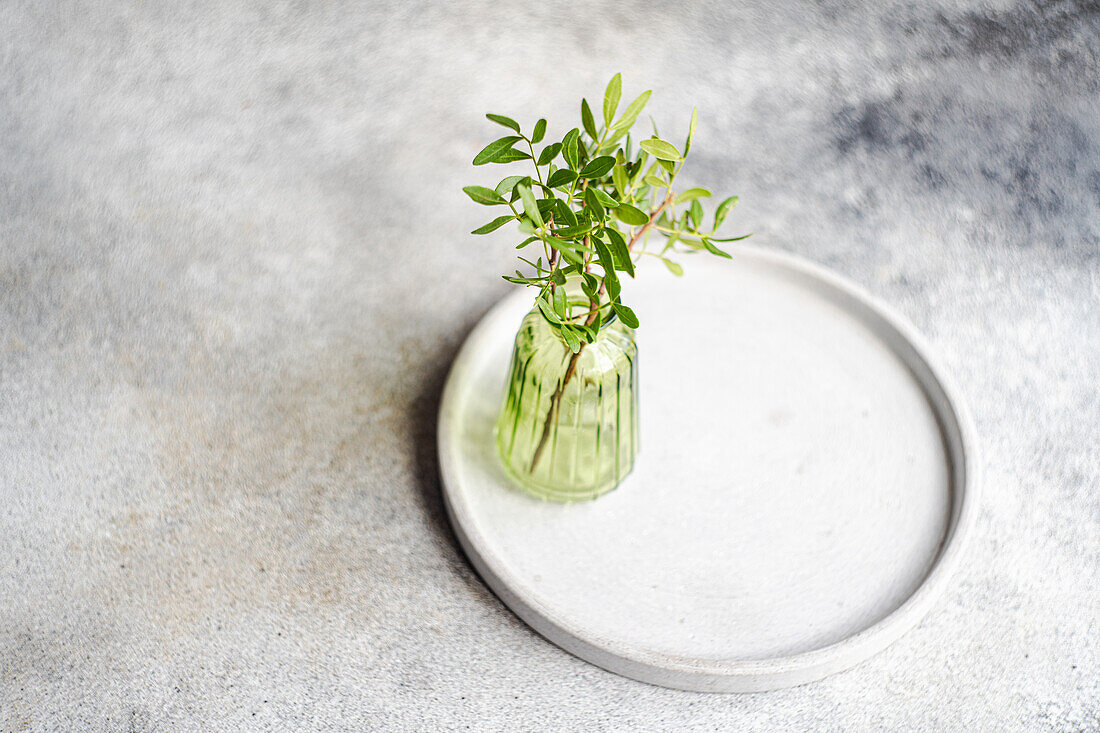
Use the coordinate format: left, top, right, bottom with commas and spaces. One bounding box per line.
1, 1, 1097, 730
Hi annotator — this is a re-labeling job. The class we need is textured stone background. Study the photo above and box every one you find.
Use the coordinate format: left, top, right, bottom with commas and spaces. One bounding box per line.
2, 1, 1098, 730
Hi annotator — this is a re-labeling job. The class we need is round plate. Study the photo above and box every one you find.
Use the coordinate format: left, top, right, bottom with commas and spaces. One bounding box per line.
438, 246, 979, 692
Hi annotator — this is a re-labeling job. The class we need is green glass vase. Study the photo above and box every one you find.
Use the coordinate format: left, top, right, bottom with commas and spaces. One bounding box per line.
495, 303, 639, 502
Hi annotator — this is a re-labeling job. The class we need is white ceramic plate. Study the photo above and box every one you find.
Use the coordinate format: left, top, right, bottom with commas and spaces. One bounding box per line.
438, 246, 979, 692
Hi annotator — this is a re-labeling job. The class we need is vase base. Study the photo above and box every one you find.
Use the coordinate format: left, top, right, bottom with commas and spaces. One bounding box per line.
493, 429, 631, 503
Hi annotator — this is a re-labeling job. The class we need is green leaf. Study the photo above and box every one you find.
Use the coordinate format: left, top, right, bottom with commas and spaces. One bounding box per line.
603, 73, 622, 126
701, 237, 733, 258
462, 185, 506, 205
643, 174, 667, 188
532, 118, 547, 144
562, 128, 580, 170
580, 272, 599, 299
615, 203, 649, 226
713, 195, 739, 229
579, 155, 615, 178
684, 106, 698, 156
612, 164, 629, 196
593, 237, 618, 283
537, 296, 561, 324
493, 148, 531, 164
556, 243, 586, 266
709, 233, 752, 243
546, 168, 577, 188
675, 187, 711, 204
518, 255, 543, 272
581, 98, 598, 139
516, 235, 538, 249
662, 258, 684, 276
611, 90, 651, 131
606, 272, 621, 301
583, 317, 599, 342
553, 221, 592, 238
471, 215, 514, 234
536, 197, 556, 220
536, 142, 562, 166
584, 188, 605, 221
486, 113, 520, 133
551, 225, 589, 240
605, 228, 634, 277
554, 199, 578, 227
639, 138, 682, 161
553, 285, 567, 318
689, 199, 703, 229
473, 135, 521, 165
560, 324, 582, 353
591, 188, 619, 207
612, 302, 639, 328
583, 271, 599, 290
495, 175, 525, 197
518, 184, 544, 228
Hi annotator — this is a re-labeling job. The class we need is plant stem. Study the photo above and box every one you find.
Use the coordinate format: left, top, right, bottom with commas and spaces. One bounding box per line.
527, 139, 544, 186
528, 341, 584, 473
627, 192, 673, 254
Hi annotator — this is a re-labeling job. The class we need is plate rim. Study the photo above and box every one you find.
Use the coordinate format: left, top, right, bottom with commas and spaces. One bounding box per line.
437, 244, 980, 692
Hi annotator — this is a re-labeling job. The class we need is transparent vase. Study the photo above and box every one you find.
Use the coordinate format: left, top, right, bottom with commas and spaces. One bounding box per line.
495, 301, 639, 502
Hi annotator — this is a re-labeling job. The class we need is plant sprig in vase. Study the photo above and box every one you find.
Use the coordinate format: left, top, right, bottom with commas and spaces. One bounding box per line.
464, 74, 748, 500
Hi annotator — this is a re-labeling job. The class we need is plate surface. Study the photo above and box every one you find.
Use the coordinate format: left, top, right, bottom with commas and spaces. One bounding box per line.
437, 246, 978, 692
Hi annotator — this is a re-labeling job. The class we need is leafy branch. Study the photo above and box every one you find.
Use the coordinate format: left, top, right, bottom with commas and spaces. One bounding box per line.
465, 74, 749, 472
464, 73, 748, 350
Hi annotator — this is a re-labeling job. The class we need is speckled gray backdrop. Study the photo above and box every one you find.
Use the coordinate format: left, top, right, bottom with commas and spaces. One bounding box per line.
1, 0, 1097, 730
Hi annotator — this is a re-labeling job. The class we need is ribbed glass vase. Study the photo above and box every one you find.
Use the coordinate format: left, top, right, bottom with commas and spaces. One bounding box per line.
495, 303, 638, 502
